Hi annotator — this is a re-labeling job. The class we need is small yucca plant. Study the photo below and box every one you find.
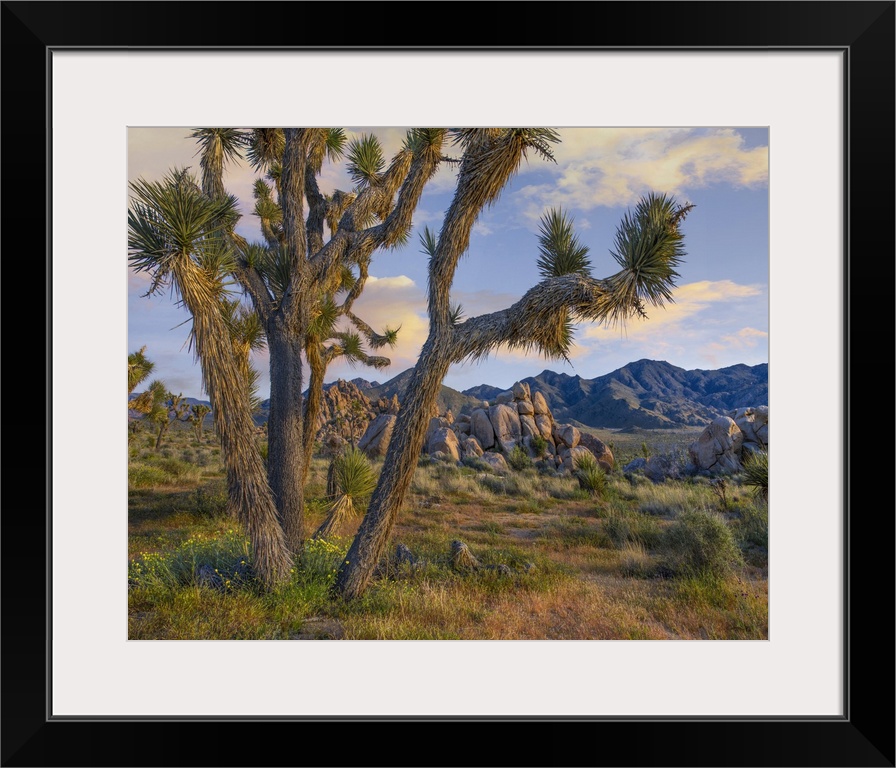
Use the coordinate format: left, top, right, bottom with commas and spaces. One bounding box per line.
573, 451, 606, 496
314, 447, 377, 540
742, 450, 769, 502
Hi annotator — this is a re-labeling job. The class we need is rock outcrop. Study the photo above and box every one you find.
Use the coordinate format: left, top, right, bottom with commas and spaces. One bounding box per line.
688, 406, 769, 474
420, 381, 614, 475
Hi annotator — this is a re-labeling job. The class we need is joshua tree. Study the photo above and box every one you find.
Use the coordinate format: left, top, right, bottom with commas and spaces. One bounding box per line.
139, 379, 170, 444
334, 129, 693, 599
301, 296, 397, 485
153, 391, 191, 451
188, 127, 442, 553
128, 171, 291, 588
189, 403, 212, 442
128, 345, 155, 398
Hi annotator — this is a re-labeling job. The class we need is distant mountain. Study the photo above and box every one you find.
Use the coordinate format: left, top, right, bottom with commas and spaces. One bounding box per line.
463, 359, 768, 429
346, 378, 380, 391
365, 369, 482, 416
136, 360, 767, 431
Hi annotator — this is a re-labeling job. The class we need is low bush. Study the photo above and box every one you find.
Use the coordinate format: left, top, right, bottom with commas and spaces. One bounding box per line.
661, 508, 744, 577
507, 444, 533, 471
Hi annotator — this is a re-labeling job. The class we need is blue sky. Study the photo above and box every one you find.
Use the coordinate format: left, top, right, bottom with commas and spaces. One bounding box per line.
128, 127, 769, 400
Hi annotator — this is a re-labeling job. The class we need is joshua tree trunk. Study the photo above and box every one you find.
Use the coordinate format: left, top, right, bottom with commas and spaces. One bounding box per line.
334, 336, 451, 599
172, 258, 292, 589
301, 342, 326, 487
266, 321, 306, 554
154, 421, 168, 451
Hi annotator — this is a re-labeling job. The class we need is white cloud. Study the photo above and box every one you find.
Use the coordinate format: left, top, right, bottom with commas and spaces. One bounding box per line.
582, 279, 764, 340
326, 274, 430, 379
519, 128, 768, 215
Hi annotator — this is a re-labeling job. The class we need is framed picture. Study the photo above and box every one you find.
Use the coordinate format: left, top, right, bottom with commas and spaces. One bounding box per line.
10, 1, 893, 765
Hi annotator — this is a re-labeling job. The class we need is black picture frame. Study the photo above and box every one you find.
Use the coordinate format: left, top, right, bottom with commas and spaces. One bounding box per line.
5, 2, 893, 766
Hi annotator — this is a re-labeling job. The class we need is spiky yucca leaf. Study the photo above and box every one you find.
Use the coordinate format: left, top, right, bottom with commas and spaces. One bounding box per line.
255, 245, 291, 299
253, 178, 275, 202
308, 295, 340, 340
128, 171, 240, 295
347, 134, 385, 186
536, 208, 592, 279
603, 193, 692, 323
404, 128, 448, 154
332, 331, 364, 364
190, 128, 246, 199
377, 325, 400, 348
245, 128, 285, 172
333, 446, 378, 500
742, 450, 769, 501
314, 447, 378, 539
239, 242, 269, 271
128, 346, 155, 395
449, 303, 465, 325
222, 299, 266, 353
419, 226, 438, 258
266, 162, 282, 189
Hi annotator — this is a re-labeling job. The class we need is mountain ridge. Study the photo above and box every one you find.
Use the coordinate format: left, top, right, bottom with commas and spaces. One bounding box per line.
142, 359, 768, 431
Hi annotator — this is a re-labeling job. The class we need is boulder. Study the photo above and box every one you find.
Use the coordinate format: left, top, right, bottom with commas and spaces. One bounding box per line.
480, 451, 509, 473
517, 400, 535, 416
489, 403, 522, 453
461, 436, 484, 458
688, 416, 744, 473
470, 408, 496, 449
731, 405, 769, 451
622, 455, 678, 483
428, 427, 460, 462
512, 381, 531, 401
425, 416, 449, 448
519, 414, 539, 440
554, 423, 581, 450
357, 413, 396, 458
564, 445, 597, 473
532, 391, 550, 415
578, 432, 615, 472
535, 414, 554, 440
495, 390, 514, 405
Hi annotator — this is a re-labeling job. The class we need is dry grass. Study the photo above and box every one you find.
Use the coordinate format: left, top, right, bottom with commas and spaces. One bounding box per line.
128, 427, 768, 640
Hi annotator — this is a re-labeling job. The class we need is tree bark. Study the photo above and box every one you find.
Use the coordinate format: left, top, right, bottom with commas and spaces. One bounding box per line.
266, 319, 306, 554
301, 343, 325, 487
172, 258, 292, 589
334, 335, 452, 599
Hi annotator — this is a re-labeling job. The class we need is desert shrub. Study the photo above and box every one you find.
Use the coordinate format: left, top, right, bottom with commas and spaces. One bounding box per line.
618, 541, 656, 578
732, 501, 769, 567
128, 464, 169, 488
603, 512, 661, 548
530, 434, 548, 458
742, 450, 769, 501
574, 452, 606, 497
193, 485, 228, 518
460, 455, 493, 473
508, 444, 533, 471
661, 508, 744, 577
478, 471, 538, 498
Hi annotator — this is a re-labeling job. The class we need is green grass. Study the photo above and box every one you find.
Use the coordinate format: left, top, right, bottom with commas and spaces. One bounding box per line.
128, 426, 767, 640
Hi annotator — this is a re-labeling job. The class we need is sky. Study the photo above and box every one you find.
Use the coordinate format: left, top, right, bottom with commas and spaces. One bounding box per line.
128, 127, 769, 401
